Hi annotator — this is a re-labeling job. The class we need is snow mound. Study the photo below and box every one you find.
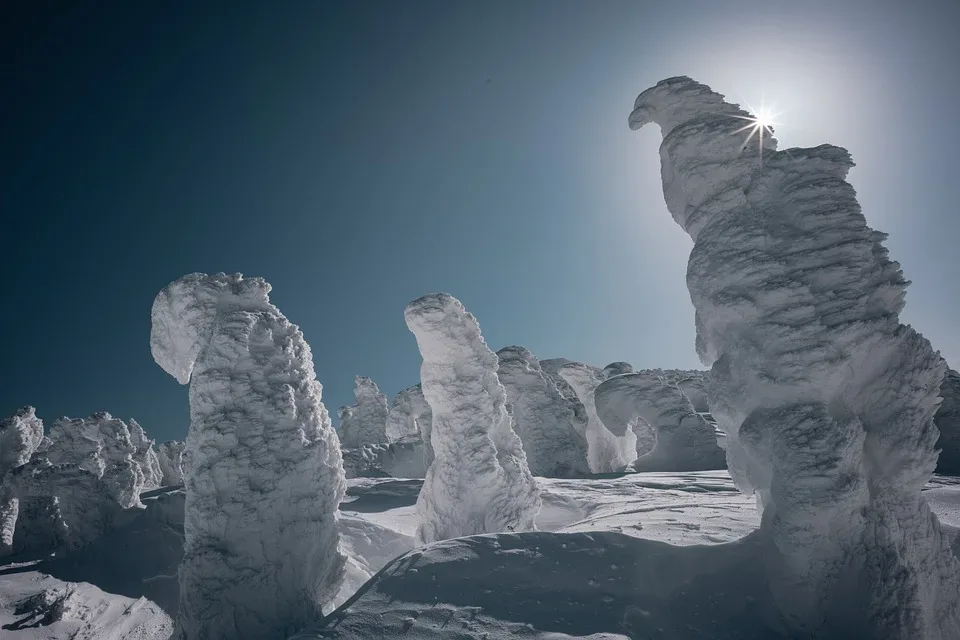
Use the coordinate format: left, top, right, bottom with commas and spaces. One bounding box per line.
156, 441, 184, 487
0, 407, 44, 478
151, 272, 346, 639
338, 377, 389, 448
558, 363, 636, 473
496, 346, 590, 477
342, 440, 428, 479
631, 75, 960, 638
936, 368, 960, 474
404, 293, 541, 544
594, 372, 725, 472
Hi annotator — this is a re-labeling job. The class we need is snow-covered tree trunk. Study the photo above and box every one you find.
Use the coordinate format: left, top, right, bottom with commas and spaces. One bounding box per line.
630, 76, 960, 638
404, 293, 540, 544
151, 272, 346, 640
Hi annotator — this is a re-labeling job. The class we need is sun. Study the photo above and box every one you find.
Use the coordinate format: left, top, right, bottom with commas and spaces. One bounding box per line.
728, 99, 780, 165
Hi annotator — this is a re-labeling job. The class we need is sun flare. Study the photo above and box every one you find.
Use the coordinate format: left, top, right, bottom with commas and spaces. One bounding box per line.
728, 100, 780, 166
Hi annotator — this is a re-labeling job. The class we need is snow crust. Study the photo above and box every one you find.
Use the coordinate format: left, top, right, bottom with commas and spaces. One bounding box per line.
404, 293, 540, 544
496, 346, 589, 477
631, 76, 960, 637
557, 363, 636, 473
150, 272, 346, 639
594, 372, 725, 472
936, 368, 960, 474
156, 441, 185, 487
337, 377, 388, 448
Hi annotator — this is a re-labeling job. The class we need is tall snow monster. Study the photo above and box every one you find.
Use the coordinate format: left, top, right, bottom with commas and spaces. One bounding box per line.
404, 293, 540, 544
151, 272, 346, 640
630, 76, 960, 638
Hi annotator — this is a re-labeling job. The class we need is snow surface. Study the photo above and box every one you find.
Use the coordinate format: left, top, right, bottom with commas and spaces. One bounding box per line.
630, 75, 960, 638
337, 377, 388, 448
594, 372, 725, 472
404, 293, 541, 544
558, 363, 637, 473
150, 272, 346, 639
496, 346, 590, 477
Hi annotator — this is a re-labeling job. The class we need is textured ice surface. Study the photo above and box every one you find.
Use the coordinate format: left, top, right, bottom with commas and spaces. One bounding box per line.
404, 293, 540, 544
156, 440, 185, 487
385, 384, 433, 447
151, 272, 346, 639
342, 440, 427, 479
558, 363, 637, 473
129, 420, 163, 491
338, 377, 388, 448
497, 346, 590, 477
630, 75, 960, 638
936, 368, 960, 474
0, 407, 44, 478
594, 372, 725, 472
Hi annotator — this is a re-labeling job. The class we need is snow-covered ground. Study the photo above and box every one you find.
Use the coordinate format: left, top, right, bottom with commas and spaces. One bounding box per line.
3, 472, 958, 638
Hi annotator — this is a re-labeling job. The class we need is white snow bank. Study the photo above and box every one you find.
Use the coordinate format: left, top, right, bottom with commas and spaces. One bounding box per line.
338, 377, 389, 448
151, 272, 346, 639
404, 293, 540, 544
630, 75, 960, 638
496, 346, 590, 477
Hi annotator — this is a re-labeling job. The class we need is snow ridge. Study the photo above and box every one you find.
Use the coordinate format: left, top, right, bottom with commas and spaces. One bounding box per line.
151, 272, 346, 639
404, 293, 540, 544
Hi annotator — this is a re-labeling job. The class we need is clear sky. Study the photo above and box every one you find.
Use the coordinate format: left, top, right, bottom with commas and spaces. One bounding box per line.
3, 0, 958, 443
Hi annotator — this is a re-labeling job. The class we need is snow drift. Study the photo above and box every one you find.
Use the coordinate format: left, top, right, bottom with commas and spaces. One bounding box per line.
496, 346, 590, 477
150, 272, 346, 639
404, 293, 540, 544
630, 76, 960, 638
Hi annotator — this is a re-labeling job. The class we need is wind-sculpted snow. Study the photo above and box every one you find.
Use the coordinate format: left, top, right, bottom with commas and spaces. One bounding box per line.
1, 407, 45, 478
497, 346, 590, 477
602, 361, 634, 378
44, 413, 145, 509
936, 367, 960, 474
129, 420, 163, 490
338, 377, 389, 448
558, 363, 637, 473
594, 372, 725, 472
157, 440, 185, 486
630, 76, 960, 638
404, 293, 540, 544
676, 374, 709, 413
151, 272, 346, 639
342, 440, 428, 479
385, 384, 432, 445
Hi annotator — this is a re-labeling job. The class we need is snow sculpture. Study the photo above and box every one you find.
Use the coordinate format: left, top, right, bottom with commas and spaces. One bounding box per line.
404, 293, 540, 544
338, 377, 388, 449
558, 363, 637, 473
0, 406, 45, 478
45, 413, 144, 509
385, 384, 432, 445
935, 367, 960, 474
594, 372, 725, 471
151, 272, 346, 639
129, 420, 163, 490
157, 440, 185, 486
630, 76, 960, 637
496, 346, 589, 477
602, 361, 634, 378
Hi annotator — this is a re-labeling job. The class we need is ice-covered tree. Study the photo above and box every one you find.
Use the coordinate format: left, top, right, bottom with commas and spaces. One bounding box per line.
404, 293, 540, 544
151, 272, 346, 639
157, 440, 185, 486
630, 76, 960, 637
935, 367, 960, 474
337, 377, 388, 448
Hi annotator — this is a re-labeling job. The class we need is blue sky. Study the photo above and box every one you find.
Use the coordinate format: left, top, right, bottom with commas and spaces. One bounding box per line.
3, 0, 958, 442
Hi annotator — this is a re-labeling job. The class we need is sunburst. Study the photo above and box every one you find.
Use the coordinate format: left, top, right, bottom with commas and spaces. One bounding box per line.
729, 100, 780, 166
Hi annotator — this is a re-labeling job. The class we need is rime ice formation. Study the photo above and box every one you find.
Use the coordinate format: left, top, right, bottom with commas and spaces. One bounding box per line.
558, 363, 637, 473
602, 361, 634, 378
338, 377, 389, 449
45, 413, 145, 509
342, 440, 428, 479
935, 367, 960, 474
404, 293, 541, 544
676, 374, 709, 413
496, 346, 590, 477
595, 372, 725, 472
385, 384, 432, 445
631, 76, 960, 637
157, 440, 186, 486
151, 272, 346, 640
0, 406, 45, 477
129, 420, 163, 490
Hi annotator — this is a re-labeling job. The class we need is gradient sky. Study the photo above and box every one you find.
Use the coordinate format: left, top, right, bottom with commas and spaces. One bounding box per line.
4, 1, 958, 443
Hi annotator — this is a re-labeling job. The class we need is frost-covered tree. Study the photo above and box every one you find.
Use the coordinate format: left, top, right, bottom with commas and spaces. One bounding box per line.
404, 293, 540, 544
157, 440, 186, 486
935, 367, 960, 474
496, 346, 589, 477
129, 419, 163, 490
0, 406, 44, 478
630, 76, 960, 638
337, 377, 388, 448
558, 363, 636, 473
151, 272, 346, 640
594, 372, 724, 472
385, 383, 432, 444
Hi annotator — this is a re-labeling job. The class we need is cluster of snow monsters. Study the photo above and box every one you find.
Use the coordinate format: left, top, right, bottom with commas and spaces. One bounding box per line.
631, 76, 960, 637
151, 272, 346, 640
1, 407, 178, 558
404, 293, 541, 544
